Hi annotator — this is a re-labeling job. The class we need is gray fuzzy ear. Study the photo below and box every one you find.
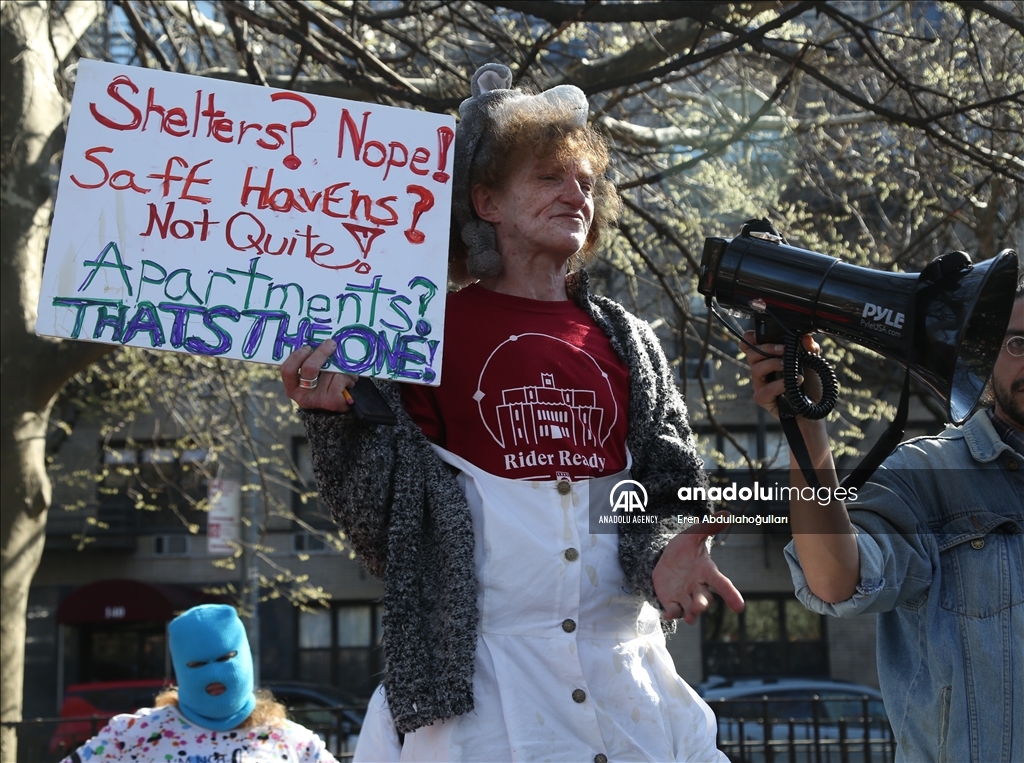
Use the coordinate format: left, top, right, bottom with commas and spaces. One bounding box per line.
453, 64, 515, 281
462, 219, 503, 279
471, 63, 512, 96
536, 84, 588, 126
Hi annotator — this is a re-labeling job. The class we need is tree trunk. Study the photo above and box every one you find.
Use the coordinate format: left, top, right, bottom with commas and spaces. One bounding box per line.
1, 4, 104, 761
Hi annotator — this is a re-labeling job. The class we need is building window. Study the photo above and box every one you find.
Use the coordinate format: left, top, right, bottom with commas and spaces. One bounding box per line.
702, 595, 827, 679
153, 535, 191, 556
79, 623, 167, 682
292, 532, 329, 554
297, 603, 383, 698
99, 444, 208, 531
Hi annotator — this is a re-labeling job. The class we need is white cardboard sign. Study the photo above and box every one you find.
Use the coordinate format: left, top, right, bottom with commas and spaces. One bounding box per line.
36, 60, 453, 385
206, 477, 241, 556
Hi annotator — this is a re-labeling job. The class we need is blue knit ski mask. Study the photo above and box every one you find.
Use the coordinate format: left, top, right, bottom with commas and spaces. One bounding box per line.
169, 604, 256, 730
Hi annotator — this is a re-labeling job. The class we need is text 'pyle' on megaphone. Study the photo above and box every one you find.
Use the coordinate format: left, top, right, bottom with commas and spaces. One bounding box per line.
698, 225, 1019, 488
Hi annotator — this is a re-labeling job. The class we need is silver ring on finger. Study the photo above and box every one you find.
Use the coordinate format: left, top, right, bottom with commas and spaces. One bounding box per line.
298, 372, 320, 389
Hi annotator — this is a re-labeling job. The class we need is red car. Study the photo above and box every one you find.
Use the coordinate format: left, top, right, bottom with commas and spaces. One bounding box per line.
49, 679, 168, 758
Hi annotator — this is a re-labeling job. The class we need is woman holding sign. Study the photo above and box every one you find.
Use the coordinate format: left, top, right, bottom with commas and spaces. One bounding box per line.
282, 64, 740, 761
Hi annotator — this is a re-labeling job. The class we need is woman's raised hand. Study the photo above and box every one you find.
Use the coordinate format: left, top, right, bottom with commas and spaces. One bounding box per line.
281, 339, 356, 413
741, 330, 820, 421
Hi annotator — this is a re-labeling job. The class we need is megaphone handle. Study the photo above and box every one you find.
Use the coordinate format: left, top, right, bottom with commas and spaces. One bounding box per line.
754, 316, 796, 418
753, 315, 832, 489
754, 315, 840, 420
754, 314, 787, 345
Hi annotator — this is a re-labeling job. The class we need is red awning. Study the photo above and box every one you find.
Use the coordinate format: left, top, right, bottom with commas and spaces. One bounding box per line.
56, 579, 232, 625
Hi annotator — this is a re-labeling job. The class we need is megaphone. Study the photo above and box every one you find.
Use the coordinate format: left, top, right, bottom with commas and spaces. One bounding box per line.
698, 227, 1018, 486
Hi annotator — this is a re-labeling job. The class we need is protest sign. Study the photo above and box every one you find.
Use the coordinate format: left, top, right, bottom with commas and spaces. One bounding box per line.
36, 59, 453, 384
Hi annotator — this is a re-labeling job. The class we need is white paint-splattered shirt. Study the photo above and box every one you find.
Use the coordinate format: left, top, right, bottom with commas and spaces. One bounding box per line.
61, 704, 336, 763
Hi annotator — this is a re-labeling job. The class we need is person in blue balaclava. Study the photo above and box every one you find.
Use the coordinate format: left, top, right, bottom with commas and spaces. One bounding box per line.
168, 603, 257, 730
61, 604, 337, 763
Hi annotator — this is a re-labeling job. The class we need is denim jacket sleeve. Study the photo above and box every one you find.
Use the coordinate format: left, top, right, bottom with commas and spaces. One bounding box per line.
785, 412, 1024, 763
786, 413, 1022, 617
784, 459, 937, 617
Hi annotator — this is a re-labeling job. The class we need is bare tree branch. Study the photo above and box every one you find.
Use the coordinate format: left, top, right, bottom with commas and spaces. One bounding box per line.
569, 1, 817, 94
955, 0, 1024, 36
484, 0, 774, 23
152, 2, 189, 72
745, 36, 1024, 181
288, 2, 424, 94
224, 9, 267, 86
547, 16, 708, 89
165, 0, 226, 37
618, 48, 804, 189
115, 0, 174, 71
195, 67, 446, 101
49, 0, 102, 62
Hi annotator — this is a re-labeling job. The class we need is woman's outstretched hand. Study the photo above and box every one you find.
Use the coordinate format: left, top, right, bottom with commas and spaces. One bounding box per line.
653, 512, 744, 624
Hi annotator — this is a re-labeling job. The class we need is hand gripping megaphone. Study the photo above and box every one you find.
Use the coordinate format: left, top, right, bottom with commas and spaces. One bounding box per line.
698, 223, 1019, 488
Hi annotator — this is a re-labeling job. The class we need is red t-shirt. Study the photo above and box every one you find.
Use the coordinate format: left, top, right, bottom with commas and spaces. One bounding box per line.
401, 284, 630, 481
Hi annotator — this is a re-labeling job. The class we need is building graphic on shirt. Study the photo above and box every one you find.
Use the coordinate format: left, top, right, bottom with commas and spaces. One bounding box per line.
475, 333, 617, 450
496, 372, 604, 448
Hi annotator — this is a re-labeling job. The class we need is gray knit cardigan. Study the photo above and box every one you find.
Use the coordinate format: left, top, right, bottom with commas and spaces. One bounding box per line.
301, 270, 710, 734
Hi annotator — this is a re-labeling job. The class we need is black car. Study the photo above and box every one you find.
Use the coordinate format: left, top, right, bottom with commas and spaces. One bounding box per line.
261, 681, 366, 755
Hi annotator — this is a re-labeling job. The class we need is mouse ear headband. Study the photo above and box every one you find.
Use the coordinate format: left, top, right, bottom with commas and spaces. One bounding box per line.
453, 64, 589, 280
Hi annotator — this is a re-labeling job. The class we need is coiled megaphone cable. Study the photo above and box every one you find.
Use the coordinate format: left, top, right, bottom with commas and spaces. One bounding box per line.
706, 299, 839, 489
781, 330, 839, 420
713, 297, 840, 420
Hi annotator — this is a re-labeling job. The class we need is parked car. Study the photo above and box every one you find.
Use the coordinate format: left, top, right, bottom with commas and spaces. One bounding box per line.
261, 680, 366, 755
698, 676, 895, 763
48, 679, 168, 758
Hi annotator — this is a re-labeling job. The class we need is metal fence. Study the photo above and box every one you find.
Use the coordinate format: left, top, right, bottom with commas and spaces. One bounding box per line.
4, 697, 896, 762
1, 717, 62, 763
704, 696, 897, 763
2, 705, 363, 762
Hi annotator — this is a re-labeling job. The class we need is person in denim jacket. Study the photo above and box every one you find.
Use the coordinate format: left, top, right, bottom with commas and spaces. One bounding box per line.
743, 284, 1023, 763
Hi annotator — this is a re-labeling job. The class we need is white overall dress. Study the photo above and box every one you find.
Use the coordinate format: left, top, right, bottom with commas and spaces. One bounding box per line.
354, 446, 727, 763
